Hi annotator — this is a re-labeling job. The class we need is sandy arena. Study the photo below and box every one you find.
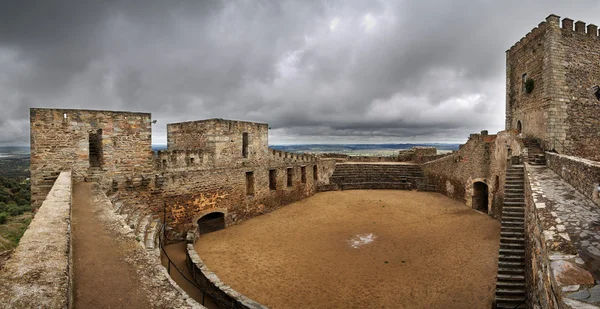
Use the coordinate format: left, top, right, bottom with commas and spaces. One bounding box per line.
195, 190, 500, 309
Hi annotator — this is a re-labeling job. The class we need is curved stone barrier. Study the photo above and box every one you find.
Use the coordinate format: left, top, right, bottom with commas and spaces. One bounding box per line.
186, 244, 267, 309
0, 171, 73, 308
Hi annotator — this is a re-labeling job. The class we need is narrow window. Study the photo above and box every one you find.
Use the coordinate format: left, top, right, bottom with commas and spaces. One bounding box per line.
89, 129, 103, 168
301, 166, 306, 183
190, 157, 195, 165
162, 159, 167, 168
269, 169, 277, 190
242, 132, 249, 158
521, 73, 528, 93
287, 168, 293, 187
246, 171, 254, 195
313, 165, 318, 180
593, 85, 600, 101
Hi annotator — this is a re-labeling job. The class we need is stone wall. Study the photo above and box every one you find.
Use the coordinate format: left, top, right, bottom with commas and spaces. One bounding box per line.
30, 108, 154, 207
0, 171, 73, 308
559, 18, 600, 161
507, 14, 600, 160
421, 132, 494, 211
505, 16, 549, 139
523, 165, 562, 309
545, 152, 600, 206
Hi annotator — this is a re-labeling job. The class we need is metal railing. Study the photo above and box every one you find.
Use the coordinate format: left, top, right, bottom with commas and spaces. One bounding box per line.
159, 224, 235, 309
545, 137, 573, 156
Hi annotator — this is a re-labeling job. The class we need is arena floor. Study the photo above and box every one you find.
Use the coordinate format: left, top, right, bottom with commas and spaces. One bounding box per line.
195, 190, 500, 309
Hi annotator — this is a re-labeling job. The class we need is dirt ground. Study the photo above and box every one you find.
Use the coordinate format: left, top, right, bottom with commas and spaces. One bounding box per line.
195, 190, 500, 309
72, 183, 151, 309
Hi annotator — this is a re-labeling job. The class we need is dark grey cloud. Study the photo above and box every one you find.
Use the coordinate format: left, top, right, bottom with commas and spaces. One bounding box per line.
1, 0, 599, 145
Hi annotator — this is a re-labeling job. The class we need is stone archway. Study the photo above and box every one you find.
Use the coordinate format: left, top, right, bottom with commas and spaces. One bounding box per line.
516, 120, 522, 133
472, 182, 489, 213
192, 208, 227, 235
197, 212, 225, 234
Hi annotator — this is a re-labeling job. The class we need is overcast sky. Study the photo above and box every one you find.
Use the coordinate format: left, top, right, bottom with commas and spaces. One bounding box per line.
1, 1, 598, 146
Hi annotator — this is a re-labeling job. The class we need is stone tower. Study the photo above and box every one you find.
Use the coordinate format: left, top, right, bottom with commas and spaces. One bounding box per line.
506, 14, 600, 161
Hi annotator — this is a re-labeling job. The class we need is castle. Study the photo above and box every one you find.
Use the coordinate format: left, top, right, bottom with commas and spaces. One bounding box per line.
1, 14, 600, 309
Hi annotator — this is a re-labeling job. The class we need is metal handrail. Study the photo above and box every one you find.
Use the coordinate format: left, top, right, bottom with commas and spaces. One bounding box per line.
159, 224, 235, 308
545, 137, 573, 156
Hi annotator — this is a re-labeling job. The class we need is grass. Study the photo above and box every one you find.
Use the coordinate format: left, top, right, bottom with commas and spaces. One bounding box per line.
0, 212, 33, 251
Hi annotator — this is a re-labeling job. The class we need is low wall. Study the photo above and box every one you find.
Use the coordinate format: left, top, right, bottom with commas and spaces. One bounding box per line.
545, 152, 600, 206
523, 165, 561, 309
186, 244, 267, 309
0, 171, 73, 308
346, 156, 397, 162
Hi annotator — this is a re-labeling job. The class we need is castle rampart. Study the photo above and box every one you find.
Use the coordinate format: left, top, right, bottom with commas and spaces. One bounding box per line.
506, 14, 600, 161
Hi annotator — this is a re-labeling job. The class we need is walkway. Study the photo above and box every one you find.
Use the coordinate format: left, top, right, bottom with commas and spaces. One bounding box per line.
528, 166, 600, 307
71, 182, 201, 308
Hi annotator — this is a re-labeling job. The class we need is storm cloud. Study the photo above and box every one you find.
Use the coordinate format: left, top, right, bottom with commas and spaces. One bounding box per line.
1, 1, 598, 145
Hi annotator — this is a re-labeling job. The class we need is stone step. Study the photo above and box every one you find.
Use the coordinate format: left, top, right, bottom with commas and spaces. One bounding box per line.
498, 261, 526, 268
496, 274, 525, 281
145, 219, 161, 250
503, 206, 524, 211
504, 198, 524, 203
127, 209, 142, 227
136, 214, 151, 240
502, 226, 525, 233
496, 280, 526, 288
505, 188, 524, 193
498, 254, 525, 262
501, 231, 524, 238
500, 242, 525, 249
495, 297, 526, 309
500, 236, 525, 244
498, 267, 525, 275
503, 211, 524, 217
502, 216, 524, 222
499, 248, 525, 255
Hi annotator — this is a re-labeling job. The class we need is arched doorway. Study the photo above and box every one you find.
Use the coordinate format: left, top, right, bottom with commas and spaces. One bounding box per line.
516, 120, 522, 133
472, 182, 489, 213
197, 212, 225, 235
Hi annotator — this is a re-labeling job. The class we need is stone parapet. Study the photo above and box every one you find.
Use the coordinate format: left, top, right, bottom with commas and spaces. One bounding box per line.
187, 244, 267, 309
0, 171, 73, 308
545, 152, 600, 206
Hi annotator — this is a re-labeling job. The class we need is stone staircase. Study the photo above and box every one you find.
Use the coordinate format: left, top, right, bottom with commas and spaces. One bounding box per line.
327, 164, 431, 191
523, 139, 546, 166
108, 193, 162, 254
494, 164, 527, 308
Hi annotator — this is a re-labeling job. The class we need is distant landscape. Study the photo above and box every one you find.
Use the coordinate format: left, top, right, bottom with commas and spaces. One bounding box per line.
0, 147, 31, 251
153, 143, 460, 156
270, 143, 460, 156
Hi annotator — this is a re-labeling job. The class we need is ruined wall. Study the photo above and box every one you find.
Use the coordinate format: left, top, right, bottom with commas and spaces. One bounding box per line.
30, 109, 153, 207
546, 152, 600, 206
421, 132, 494, 211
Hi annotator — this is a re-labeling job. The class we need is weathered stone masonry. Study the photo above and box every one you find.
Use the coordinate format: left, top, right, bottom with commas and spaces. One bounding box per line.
30, 109, 154, 208
507, 14, 600, 161
30, 109, 333, 242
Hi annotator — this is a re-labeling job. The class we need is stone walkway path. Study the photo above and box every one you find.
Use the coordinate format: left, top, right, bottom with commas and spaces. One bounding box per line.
528, 166, 600, 306
72, 182, 202, 309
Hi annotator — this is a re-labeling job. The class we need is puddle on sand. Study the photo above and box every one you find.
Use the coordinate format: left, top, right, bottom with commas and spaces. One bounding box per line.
348, 233, 377, 248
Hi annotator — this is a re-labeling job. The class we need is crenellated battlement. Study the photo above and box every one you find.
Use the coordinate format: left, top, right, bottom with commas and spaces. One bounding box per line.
508, 14, 600, 54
